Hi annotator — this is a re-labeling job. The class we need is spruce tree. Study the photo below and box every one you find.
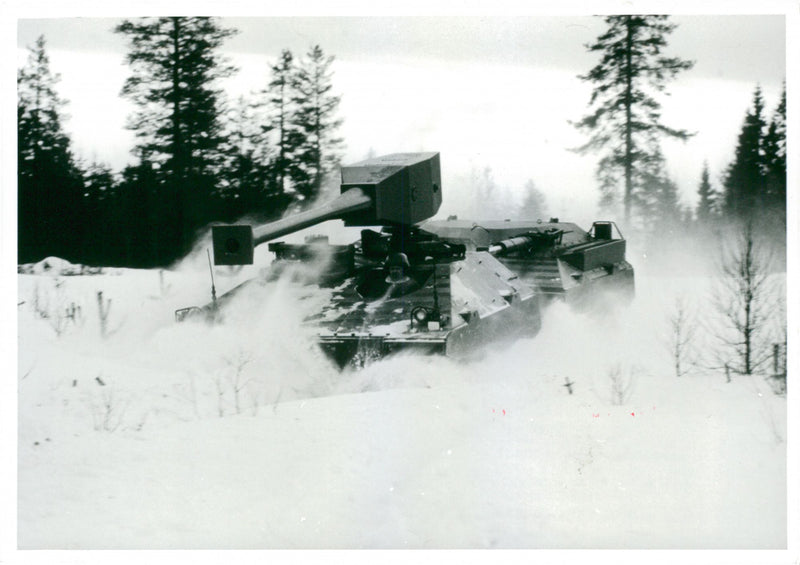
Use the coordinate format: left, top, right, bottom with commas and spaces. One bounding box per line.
762, 83, 786, 214
289, 45, 344, 203
81, 160, 117, 265
632, 148, 683, 230
17, 35, 85, 263
218, 95, 290, 222
263, 49, 298, 196
573, 15, 694, 223
695, 161, 717, 222
218, 96, 264, 220
115, 17, 236, 253
722, 86, 767, 219
115, 160, 170, 266
650, 174, 683, 230
519, 180, 548, 220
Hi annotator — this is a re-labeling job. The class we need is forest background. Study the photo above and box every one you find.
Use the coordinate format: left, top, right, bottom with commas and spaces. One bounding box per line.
11, 12, 791, 268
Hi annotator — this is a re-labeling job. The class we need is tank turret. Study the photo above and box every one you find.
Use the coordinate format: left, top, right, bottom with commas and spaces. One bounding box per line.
212, 152, 442, 266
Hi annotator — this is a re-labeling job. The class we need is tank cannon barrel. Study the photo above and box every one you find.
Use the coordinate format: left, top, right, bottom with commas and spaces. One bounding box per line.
487, 234, 538, 256
251, 187, 372, 246
212, 152, 442, 266
486, 228, 564, 257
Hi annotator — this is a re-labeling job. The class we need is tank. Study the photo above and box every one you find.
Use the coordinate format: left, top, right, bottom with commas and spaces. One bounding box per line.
175, 152, 633, 368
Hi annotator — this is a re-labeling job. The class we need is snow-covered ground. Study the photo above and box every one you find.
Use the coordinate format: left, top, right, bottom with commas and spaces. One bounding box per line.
11, 248, 793, 558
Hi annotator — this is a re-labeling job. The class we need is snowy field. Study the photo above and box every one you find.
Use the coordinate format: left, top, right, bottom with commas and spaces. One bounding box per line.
11, 246, 793, 559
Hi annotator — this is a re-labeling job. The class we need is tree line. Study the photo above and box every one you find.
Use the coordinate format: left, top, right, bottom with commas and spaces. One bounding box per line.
18, 16, 787, 269
18, 18, 343, 267
573, 15, 786, 383
574, 15, 786, 242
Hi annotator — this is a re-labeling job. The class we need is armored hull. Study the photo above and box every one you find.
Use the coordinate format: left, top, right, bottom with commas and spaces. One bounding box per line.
310, 251, 541, 367
422, 218, 635, 308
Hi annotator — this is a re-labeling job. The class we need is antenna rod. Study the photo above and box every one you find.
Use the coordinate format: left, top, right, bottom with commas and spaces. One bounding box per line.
207, 249, 217, 305
432, 265, 440, 317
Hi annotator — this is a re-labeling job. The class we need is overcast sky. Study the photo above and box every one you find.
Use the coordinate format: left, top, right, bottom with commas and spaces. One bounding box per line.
17, 15, 786, 82
12, 11, 792, 223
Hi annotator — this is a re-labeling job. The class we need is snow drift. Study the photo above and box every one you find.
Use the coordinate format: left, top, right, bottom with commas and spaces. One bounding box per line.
15, 249, 788, 550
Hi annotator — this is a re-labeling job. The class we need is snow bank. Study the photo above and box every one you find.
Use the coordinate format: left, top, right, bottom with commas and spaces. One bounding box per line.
14, 257, 790, 552
18, 256, 127, 276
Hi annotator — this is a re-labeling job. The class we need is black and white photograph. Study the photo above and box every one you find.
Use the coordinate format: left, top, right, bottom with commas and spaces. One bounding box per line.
3, 0, 797, 560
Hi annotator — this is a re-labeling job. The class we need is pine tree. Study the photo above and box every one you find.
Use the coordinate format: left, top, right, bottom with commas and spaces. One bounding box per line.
519, 180, 548, 220
762, 82, 786, 214
115, 17, 236, 253
263, 49, 298, 196
650, 174, 683, 230
722, 86, 767, 219
218, 96, 265, 220
115, 160, 173, 266
289, 45, 344, 203
218, 96, 290, 222
470, 167, 504, 219
82, 160, 118, 264
633, 149, 683, 230
573, 15, 694, 223
695, 161, 717, 222
18, 35, 85, 263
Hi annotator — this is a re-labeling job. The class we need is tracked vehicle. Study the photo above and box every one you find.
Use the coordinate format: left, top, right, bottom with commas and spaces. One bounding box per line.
176, 152, 633, 367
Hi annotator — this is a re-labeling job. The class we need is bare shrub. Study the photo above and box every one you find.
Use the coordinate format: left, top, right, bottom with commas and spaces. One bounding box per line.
31, 283, 50, 319
666, 295, 698, 377
159, 269, 172, 297
97, 291, 112, 338
64, 302, 83, 325
713, 222, 780, 376
172, 372, 201, 419
272, 386, 284, 414
38, 278, 84, 337
86, 378, 128, 432
223, 349, 253, 415
207, 349, 261, 418
213, 374, 226, 418
766, 342, 787, 396
49, 306, 69, 337
608, 363, 638, 405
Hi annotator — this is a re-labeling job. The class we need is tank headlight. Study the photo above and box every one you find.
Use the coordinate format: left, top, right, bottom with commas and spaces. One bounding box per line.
411, 306, 442, 331
411, 306, 429, 326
